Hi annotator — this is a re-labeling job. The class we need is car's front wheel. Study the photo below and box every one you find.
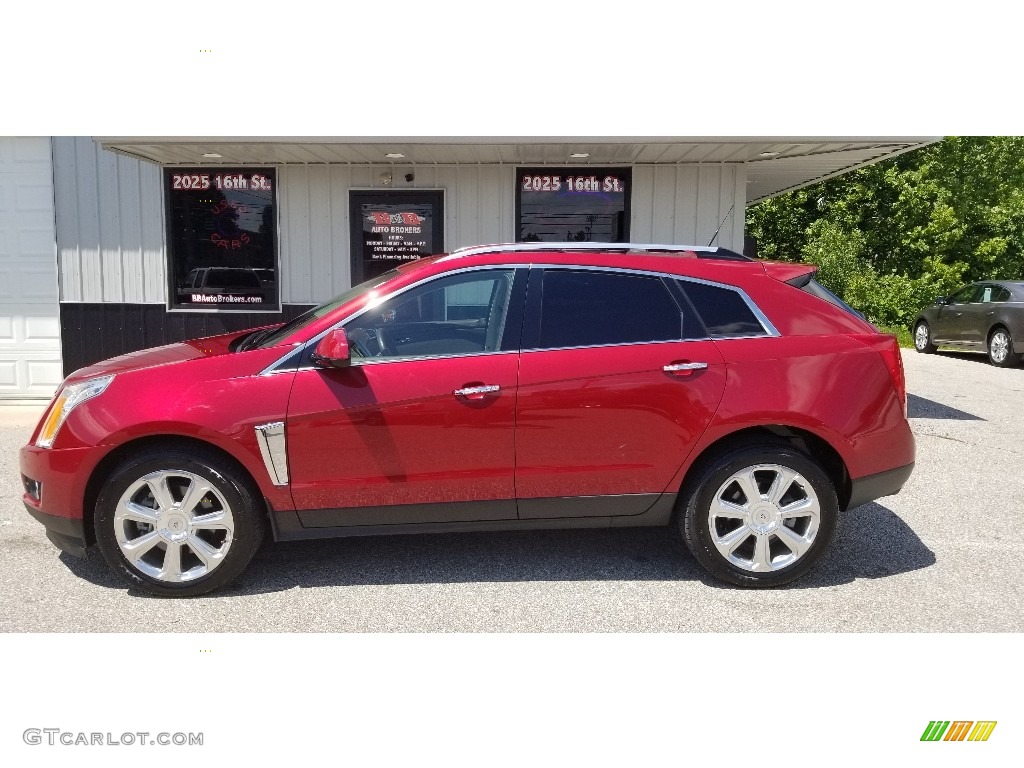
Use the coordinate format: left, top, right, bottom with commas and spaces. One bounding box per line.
987, 327, 1018, 368
678, 443, 838, 587
914, 321, 937, 353
94, 448, 265, 597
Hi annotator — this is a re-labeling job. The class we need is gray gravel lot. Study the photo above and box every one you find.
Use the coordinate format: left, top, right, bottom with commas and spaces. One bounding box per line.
1, 349, 1021, 632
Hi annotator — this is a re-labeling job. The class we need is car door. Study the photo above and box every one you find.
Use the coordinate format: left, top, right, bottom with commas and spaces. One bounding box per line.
957, 283, 996, 346
285, 268, 525, 528
936, 284, 982, 342
514, 267, 727, 519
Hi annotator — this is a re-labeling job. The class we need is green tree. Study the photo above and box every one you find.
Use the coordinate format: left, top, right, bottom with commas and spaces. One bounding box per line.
745, 136, 1024, 324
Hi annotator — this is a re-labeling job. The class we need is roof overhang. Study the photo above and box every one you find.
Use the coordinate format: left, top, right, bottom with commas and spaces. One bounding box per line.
96, 136, 940, 203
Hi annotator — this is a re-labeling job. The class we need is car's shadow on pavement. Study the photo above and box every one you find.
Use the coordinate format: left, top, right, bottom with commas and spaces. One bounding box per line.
930, 349, 1021, 368
60, 501, 935, 597
907, 393, 984, 420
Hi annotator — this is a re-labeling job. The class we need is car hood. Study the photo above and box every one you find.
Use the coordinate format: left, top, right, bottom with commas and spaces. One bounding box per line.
64, 330, 249, 384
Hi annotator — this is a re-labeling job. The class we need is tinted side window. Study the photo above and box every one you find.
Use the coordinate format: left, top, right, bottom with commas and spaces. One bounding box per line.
994, 287, 1011, 303
537, 270, 682, 349
950, 285, 981, 304
679, 280, 767, 337
346, 269, 515, 359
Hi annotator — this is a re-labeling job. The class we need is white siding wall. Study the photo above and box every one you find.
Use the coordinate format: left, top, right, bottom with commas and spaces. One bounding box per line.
52, 139, 747, 308
280, 163, 744, 303
279, 165, 516, 305
0, 138, 62, 399
52, 136, 165, 303
630, 164, 746, 250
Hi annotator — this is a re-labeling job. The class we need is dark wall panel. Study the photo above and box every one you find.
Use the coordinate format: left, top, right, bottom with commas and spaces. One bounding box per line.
59, 303, 315, 376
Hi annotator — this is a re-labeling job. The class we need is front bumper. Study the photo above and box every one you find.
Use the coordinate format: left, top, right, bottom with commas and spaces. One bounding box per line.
846, 462, 915, 510
20, 442, 106, 558
24, 503, 89, 558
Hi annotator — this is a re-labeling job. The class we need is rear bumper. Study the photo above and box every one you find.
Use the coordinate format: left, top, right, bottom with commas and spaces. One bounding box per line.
846, 462, 915, 510
24, 502, 89, 558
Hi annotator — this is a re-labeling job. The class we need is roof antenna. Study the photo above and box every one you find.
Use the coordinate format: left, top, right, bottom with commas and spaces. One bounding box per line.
707, 203, 735, 247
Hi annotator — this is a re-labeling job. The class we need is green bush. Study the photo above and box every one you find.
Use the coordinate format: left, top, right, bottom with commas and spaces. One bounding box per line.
845, 271, 928, 328
801, 220, 865, 298
800, 220, 968, 328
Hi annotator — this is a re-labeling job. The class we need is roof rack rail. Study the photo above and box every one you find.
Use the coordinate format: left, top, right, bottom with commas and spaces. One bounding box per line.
448, 242, 751, 261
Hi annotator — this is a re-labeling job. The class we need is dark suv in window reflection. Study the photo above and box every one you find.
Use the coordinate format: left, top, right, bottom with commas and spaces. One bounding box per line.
913, 281, 1024, 366
21, 243, 914, 596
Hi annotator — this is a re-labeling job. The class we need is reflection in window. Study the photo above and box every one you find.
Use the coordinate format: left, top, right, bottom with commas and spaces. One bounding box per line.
166, 168, 278, 310
345, 270, 515, 359
517, 168, 630, 243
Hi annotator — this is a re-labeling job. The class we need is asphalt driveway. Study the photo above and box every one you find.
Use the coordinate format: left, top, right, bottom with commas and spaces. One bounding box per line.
1, 348, 1021, 632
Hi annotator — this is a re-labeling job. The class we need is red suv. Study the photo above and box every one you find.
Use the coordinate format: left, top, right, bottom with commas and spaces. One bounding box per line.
20, 243, 915, 596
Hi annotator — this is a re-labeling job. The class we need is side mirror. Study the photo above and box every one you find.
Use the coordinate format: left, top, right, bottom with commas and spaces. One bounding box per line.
311, 329, 351, 368
934, 296, 948, 306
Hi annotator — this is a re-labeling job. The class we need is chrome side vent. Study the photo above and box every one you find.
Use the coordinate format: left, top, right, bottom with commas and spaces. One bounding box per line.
254, 421, 289, 486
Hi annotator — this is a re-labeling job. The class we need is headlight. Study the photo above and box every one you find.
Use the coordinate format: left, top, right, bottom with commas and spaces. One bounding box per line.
35, 375, 114, 449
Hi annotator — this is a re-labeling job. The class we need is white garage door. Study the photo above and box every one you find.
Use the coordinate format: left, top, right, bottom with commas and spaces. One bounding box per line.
0, 137, 62, 400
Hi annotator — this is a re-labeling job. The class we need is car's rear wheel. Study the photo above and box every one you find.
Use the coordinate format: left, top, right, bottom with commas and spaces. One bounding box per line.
987, 327, 1018, 367
94, 448, 264, 597
678, 443, 838, 587
914, 321, 937, 353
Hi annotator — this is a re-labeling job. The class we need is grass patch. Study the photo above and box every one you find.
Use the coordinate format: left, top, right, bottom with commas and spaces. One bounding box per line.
876, 323, 914, 348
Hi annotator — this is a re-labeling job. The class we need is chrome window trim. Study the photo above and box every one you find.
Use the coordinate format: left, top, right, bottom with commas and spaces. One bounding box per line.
447, 242, 725, 259
672, 274, 779, 339
262, 349, 521, 375
261, 265, 524, 373
257, 344, 304, 377
522, 337, 712, 354
530, 265, 779, 343
254, 422, 289, 486
347, 349, 519, 367
258, 262, 779, 373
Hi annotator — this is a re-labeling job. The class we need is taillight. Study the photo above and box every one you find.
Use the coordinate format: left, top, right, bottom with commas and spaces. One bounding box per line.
850, 334, 907, 417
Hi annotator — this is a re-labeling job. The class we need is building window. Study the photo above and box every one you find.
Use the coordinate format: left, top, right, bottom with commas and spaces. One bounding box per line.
349, 190, 445, 284
165, 168, 278, 311
516, 167, 631, 243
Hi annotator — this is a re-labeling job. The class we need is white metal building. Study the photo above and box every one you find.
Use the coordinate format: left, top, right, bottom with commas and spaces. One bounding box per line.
0, 135, 937, 401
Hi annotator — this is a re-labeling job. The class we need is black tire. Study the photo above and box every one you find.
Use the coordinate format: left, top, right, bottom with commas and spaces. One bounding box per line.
94, 448, 265, 597
987, 326, 1019, 368
914, 320, 937, 353
677, 442, 838, 587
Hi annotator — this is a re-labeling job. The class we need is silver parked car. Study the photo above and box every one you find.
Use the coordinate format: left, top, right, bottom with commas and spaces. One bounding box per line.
913, 281, 1024, 367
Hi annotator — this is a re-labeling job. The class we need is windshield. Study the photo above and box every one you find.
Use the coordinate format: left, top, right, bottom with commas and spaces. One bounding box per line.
251, 269, 400, 349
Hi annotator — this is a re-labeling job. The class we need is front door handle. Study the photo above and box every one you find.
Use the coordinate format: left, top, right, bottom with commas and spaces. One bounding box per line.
454, 384, 500, 399
663, 361, 708, 377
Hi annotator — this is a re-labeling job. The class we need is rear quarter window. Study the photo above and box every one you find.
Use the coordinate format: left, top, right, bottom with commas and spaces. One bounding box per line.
677, 280, 767, 337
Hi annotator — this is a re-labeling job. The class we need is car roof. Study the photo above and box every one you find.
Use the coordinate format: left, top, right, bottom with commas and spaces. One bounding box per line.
426, 242, 767, 283
969, 280, 1024, 296
447, 242, 752, 262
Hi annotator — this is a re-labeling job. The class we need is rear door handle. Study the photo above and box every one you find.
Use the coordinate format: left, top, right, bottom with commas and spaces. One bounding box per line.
663, 361, 708, 376
454, 384, 500, 399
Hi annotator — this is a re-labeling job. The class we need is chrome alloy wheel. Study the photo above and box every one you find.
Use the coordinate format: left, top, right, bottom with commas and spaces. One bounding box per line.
708, 464, 821, 573
114, 469, 235, 583
915, 323, 930, 350
990, 330, 1010, 364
